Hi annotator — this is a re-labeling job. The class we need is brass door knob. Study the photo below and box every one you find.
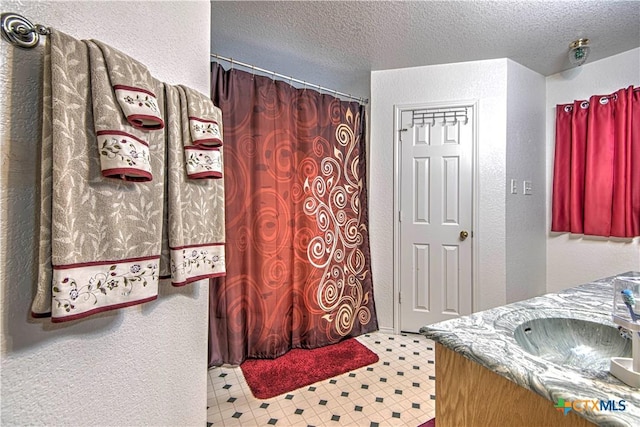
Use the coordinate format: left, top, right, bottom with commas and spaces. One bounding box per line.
460, 230, 469, 240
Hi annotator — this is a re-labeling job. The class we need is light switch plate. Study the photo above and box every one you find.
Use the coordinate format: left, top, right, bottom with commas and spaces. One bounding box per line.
510, 179, 517, 194
523, 180, 532, 195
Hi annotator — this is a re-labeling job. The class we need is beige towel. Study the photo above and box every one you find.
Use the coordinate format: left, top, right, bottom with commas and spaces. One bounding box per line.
178, 85, 223, 179
165, 84, 226, 286
91, 40, 164, 130
86, 40, 154, 181
180, 84, 224, 147
31, 30, 165, 322
31, 25, 53, 319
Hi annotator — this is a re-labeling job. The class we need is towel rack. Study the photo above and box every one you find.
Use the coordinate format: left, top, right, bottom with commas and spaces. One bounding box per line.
1, 12, 50, 49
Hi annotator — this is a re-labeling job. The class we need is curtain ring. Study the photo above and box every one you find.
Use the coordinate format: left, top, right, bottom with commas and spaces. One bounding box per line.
580, 101, 589, 109
230, 58, 234, 70
564, 105, 573, 113
599, 96, 609, 105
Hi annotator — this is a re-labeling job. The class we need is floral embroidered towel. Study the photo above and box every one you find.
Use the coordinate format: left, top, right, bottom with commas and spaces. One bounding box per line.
31, 30, 165, 322
165, 84, 226, 286
178, 85, 223, 179
179, 84, 224, 147
91, 40, 164, 130
86, 40, 153, 182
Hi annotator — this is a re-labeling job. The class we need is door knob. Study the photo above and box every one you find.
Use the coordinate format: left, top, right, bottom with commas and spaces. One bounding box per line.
460, 230, 469, 240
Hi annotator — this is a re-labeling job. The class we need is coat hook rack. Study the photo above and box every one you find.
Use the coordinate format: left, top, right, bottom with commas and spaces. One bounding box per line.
412, 106, 470, 127
1, 12, 50, 49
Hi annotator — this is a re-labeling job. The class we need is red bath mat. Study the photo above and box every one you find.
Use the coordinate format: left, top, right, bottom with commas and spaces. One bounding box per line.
418, 418, 436, 427
240, 338, 379, 399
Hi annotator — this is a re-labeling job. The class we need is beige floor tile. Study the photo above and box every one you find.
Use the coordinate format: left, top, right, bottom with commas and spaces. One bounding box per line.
207, 331, 437, 427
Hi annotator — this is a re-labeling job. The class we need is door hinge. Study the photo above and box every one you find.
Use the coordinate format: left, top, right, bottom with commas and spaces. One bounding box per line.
398, 292, 401, 304
398, 211, 402, 222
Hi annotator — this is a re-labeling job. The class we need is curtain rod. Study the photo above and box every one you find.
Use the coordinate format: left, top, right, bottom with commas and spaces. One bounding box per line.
211, 53, 369, 105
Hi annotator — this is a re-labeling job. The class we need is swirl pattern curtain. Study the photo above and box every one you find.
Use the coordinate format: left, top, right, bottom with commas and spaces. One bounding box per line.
208, 64, 378, 366
552, 85, 640, 238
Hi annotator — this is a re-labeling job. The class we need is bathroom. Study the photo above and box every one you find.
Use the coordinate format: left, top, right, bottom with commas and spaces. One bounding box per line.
1, 1, 639, 425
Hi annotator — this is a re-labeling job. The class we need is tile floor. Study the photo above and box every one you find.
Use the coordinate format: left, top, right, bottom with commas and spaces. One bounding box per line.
207, 331, 436, 426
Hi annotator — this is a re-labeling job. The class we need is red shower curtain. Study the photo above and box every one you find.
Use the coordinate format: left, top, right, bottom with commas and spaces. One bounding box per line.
208, 64, 378, 366
552, 86, 640, 238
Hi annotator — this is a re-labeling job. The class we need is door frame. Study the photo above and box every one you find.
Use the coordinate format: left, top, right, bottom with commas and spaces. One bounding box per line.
392, 100, 480, 334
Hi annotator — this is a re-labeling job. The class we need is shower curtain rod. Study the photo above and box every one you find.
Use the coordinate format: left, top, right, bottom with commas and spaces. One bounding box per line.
211, 53, 369, 105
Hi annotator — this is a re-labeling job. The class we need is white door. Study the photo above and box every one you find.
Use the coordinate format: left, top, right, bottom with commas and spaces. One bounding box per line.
398, 105, 474, 332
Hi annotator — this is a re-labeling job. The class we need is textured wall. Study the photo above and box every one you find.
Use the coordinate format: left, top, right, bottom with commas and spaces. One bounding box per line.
545, 48, 640, 293
505, 60, 547, 303
0, 1, 211, 425
371, 59, 509, 331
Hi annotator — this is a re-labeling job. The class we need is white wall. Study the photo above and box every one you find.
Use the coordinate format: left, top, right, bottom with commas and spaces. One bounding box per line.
505, 60, 547, 302
545, 48, 640, 293
371, 59, 510, 331
0, 1, 211, 425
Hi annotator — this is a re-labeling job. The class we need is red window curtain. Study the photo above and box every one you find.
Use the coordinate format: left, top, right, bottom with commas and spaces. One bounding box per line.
208, 64, 378, 366
552, 86, 640, 238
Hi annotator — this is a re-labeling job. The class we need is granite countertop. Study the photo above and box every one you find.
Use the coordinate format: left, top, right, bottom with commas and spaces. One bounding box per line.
420, 273, 640, 427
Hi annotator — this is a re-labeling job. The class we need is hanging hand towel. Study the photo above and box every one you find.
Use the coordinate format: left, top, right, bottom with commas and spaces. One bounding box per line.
180, 84, 224, 147
165, 84, 226, 286
178, 85, 223, 179
30, 30, 165, 322
86, 40, 154, 181
91, 40, 164, 130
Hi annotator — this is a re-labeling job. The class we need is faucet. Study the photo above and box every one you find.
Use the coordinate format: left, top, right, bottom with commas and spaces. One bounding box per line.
610, 278, 640, 388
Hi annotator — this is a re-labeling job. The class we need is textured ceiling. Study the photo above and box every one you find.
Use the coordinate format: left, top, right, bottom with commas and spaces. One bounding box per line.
211, 1, 640, 99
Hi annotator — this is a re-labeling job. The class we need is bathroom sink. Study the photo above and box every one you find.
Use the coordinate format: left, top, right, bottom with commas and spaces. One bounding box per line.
513, 317, 632, 372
